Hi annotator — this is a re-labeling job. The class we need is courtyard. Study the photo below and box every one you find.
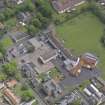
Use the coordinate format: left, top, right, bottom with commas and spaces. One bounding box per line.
56, 11, 105, 78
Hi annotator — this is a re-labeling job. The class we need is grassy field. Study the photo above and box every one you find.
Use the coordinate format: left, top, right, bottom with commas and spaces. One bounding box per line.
56, 12, 105, 78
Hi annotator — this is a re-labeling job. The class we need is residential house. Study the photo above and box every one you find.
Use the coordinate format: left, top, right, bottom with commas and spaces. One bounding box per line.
80, 53, 98, 69
17, 12, 31, 26
51, 0, 86, 13
6, 0, 25, 5
42, 79, 63, 97
6, 80, 17, 88
18, 41, 35, 55
3, 88, 20, 105
66, 53, 98, 76
63, 58, 80, 71
22, 63, 38, 87
84, 83, 105, 105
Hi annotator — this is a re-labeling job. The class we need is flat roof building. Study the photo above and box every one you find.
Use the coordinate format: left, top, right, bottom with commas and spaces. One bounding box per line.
39, 50, 58, 64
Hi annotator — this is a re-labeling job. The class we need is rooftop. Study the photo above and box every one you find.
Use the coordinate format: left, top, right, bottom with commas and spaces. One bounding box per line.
39, 49, 58, 64
3, 88, 20, 105
43, 79, 63, 97
51, 0, 86, 13
6, 80, 17, 88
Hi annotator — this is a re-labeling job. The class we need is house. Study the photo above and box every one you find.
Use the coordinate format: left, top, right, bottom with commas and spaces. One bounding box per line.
17, 12, 31, 26
70, 63, 81, 77
63, 58, 80, 71
22, 63, 38, 78
42, 79, 63, 97
18, 41, 35, 54
67, 53, 98, 76
39, 50, 58, 64
85, 83, 105, 105
6, 80, 17, 88
6, 0, 25, 5
80, 53, 98, 69
51, 0, 86, 13
63, 58, 81, 77
3, 88, 20, 105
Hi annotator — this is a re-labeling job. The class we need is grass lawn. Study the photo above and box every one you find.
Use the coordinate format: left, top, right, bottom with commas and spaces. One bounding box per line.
56, 12, 105, 78
1, 36, 13, 48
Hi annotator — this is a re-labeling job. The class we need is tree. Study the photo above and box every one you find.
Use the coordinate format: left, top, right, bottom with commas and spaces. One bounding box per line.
39, 5, 52, 18
0, 13, 5, 21
4, 8, 14, 19
32, 18, 42, 28
89, 0, 105, 24
70, 99, 81, 105
35, 0, 52, 18
0, 42, 6, 55
0, 72, 7, 81
101, 33, 105, 47
2, 61, 17, 77
26, 1, 35, 12
40, 17, 50, 28
21, 89, 34, 101
27, 25, 39, 36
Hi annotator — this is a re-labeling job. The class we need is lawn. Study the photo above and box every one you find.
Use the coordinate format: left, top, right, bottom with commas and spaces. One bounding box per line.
1, 36, 13, 48
56, 12, 105, 78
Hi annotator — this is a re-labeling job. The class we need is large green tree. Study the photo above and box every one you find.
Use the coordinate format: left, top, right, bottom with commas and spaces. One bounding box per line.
35, 0, 52, 18
21, 89, 34, 101
2, 61, 17, 77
